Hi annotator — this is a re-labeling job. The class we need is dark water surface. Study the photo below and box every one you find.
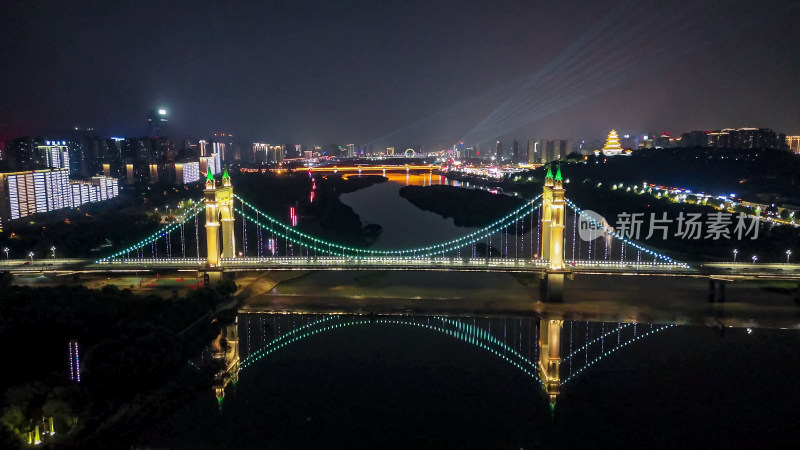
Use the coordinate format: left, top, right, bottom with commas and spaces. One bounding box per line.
147, 314, 800, 449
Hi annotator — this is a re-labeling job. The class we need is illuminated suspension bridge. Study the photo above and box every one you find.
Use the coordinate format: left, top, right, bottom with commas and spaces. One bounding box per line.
210, 313, 676, 409
91, 167, 689, 276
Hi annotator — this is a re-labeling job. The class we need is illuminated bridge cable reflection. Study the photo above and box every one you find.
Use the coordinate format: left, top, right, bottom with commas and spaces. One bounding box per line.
211, 314, 676, 408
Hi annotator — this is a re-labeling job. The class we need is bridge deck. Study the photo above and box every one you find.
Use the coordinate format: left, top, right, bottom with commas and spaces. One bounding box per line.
3, 258, 798, 280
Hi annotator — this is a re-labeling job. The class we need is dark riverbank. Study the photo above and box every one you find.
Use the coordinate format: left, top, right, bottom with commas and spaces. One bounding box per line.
399, 184, 526, 227
0, 280, 237, 448
234, 172, 386, 247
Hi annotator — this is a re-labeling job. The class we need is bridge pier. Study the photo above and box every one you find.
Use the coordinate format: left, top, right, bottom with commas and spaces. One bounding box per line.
540, 271, 566, 303
794, 282, 800, 305
202, 269, 224, 287
708, 278, 728, 303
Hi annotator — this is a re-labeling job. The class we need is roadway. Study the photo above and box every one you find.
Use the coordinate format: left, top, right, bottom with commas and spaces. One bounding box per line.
84, 257, 693, 275
2, 257, 798, 280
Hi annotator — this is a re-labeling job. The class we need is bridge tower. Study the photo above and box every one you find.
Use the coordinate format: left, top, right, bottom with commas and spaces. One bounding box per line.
218, 168, 236, 259
203, 168, 236, 267
204, 171, 221, 267
212, 317, 240, 409
541, 167, 565, 270
541, 167, 553, 260
550, 167, 565, 271
538, 318, 563, 409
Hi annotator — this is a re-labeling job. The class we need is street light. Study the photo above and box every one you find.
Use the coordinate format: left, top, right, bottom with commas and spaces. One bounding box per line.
732, 249, 738, 264
29, 252, 34, 263
787, 250, 792, 264
751, 255, 757, 264
51, 246, 56, 259
3, 247, 8, 261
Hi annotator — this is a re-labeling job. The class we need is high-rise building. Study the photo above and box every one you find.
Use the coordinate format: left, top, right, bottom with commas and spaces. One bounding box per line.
36, 141, 71, 170
706, 130, 730, 148
346, 144, 355, 158
511, 140, 520, 163
0, 169, 69, 222
527, 139, 538, 164
124, 138, 153, 162
728, 128, 779, 149
253, 143, 269, 164
494, 139, 502, 160
147, 108, 169, 138
212, 133, 237, 164
529, 139, 573, 163
653, 132, 673, 149
680, 128, 780, 149
679, 130, 710, 148
68, 176, 118, 207
636, 134, 654, 149
5, 137, 34, 170
153, 137, 174, 162
269, 145, 284, 163
200, 155, 219, 176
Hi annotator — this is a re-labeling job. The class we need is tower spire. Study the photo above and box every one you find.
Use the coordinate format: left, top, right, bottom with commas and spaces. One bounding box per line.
205, 170, 215, 189
222, 166, 231, 187
545, 166, 554, 187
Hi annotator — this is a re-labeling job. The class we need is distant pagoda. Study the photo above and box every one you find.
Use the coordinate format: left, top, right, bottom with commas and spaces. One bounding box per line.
601, 130, 625, 156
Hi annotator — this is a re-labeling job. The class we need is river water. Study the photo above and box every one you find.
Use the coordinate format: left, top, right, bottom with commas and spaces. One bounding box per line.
142, 176, 800, 448
146, 313, 800, 449
338, 173, 479, 249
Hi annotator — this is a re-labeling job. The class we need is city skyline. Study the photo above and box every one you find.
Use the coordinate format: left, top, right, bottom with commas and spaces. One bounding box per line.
1, 0, 799, 148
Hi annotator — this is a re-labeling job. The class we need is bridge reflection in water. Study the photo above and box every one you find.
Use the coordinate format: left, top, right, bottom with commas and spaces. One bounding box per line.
210, 313, 675, 411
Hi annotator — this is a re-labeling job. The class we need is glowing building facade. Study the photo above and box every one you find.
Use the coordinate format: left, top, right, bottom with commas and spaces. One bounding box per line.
175, 162, 200, 184
0, 169, 69, 221
0, 169, 119, 228
36, 141, 71, 170
786, 136, 800, 154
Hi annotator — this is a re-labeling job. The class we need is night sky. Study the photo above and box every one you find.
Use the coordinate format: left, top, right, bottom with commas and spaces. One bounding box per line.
1, 0, 798, 148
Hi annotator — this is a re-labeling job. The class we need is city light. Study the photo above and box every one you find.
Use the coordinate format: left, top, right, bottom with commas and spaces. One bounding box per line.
3, 1, 800, 446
